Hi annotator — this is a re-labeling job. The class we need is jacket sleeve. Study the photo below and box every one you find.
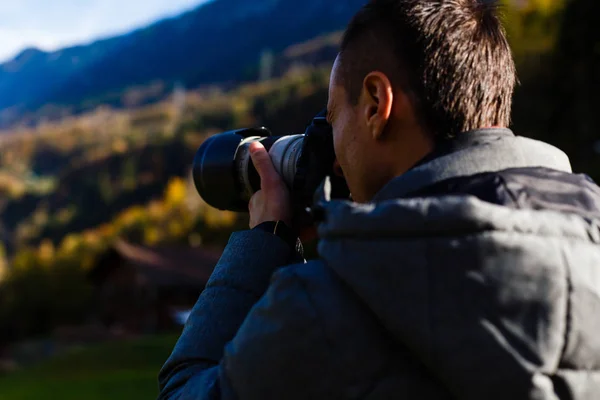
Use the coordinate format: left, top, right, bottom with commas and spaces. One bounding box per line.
158, 229, 303, 400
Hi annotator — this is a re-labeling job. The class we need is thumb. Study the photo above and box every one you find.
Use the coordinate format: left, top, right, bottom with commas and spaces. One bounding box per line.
249, 141, 280, 189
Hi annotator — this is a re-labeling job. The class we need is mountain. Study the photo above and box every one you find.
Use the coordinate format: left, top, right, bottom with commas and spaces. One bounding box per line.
0, 0, 366, 128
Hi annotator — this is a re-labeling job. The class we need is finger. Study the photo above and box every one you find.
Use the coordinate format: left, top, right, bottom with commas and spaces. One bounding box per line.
248, 190, 260, 211
248, 193, 254, 213
249, 141, 281, 190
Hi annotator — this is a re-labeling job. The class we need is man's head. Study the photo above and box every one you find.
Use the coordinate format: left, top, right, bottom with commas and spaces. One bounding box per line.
327, 0, 516, 203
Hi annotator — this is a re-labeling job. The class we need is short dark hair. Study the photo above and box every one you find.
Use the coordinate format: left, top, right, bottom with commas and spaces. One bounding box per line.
339, 0, 516, 137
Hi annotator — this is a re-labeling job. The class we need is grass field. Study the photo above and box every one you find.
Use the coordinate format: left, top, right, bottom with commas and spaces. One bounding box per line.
0, 334, 180, 400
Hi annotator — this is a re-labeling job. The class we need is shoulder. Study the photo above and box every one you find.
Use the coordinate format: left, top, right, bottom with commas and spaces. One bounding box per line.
275, 260, 372, 331
276, 260, 397, 394
222, 260, 338, 398
224, 260, 395, 399
266, 260, 354, 336
277, 259, 340, 293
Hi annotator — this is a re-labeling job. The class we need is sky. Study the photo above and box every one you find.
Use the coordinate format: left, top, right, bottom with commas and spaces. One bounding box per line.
0, 0, 209, 63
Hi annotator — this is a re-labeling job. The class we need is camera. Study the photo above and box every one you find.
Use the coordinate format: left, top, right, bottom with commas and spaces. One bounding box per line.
192, 110, 350, 214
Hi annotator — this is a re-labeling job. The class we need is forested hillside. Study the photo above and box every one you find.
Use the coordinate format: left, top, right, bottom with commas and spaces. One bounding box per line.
0, 0, 363, 128
1, 0, 597, 349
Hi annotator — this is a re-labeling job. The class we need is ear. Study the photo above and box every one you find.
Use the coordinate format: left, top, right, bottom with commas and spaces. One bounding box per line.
360, 71, 393, 140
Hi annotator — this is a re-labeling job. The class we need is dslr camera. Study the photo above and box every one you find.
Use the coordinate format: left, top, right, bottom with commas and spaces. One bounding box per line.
192, 110, 349, 217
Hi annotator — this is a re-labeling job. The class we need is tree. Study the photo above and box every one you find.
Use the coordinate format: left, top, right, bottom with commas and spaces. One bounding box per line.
544, 0, 600, 179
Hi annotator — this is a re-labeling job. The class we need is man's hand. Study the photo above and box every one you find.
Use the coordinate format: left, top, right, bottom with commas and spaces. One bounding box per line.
248, 141, 293, 229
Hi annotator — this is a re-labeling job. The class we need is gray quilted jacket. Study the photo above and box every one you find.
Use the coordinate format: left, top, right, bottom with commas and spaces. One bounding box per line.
159, 129, 600, 399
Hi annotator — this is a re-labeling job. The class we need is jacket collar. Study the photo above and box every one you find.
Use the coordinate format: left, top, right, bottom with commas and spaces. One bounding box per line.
373, 128, 572, 202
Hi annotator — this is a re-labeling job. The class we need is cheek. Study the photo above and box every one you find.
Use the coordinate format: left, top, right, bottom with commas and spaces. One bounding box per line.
333, 128, 360, 191
332, 122, 348, 170
333, 128, 342, 159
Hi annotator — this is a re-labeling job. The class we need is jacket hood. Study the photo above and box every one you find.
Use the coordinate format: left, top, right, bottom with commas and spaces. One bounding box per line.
315, 130, 576, 241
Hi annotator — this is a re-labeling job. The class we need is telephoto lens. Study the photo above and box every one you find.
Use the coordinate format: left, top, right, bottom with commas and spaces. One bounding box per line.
192, 110, 349, 214
192, 127, 305, 212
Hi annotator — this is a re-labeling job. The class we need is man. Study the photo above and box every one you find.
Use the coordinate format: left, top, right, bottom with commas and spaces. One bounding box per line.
159, 0, 600, 399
